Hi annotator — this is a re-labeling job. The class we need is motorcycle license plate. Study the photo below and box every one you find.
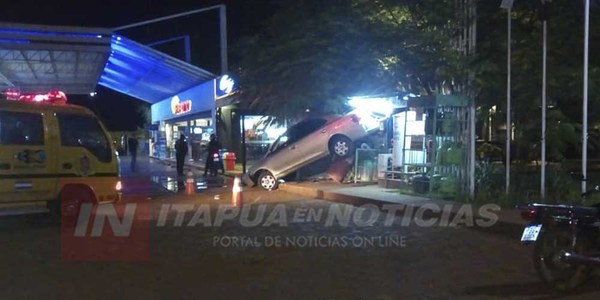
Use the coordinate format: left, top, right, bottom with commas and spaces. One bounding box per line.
521, 224, 542, 242
213, 158, 220, 162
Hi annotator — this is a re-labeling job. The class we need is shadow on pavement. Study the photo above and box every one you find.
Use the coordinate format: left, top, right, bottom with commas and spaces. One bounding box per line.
462, 277, 600, 300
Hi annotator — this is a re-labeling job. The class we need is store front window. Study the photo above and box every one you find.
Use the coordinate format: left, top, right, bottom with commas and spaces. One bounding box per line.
241, 115, 285, 164
149, 118, 213, 160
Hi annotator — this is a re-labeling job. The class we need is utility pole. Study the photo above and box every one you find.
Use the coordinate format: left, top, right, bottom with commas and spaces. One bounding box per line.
541, 0, 549, 200
582, 0, 590, 194
500, 0, 514, 196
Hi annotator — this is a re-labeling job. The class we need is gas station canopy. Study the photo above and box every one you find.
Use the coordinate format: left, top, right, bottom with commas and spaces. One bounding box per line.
0, 22, 216, 103
98, 35, 215, 103
0, 22, 111, 95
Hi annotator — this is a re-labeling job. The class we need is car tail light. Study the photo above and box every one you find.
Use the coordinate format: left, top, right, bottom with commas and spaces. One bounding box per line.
520, 209, 538, 221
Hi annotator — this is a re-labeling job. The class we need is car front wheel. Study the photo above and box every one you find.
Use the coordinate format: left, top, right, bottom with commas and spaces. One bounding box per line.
258, 171, 279, 190
330, 136, 353, 158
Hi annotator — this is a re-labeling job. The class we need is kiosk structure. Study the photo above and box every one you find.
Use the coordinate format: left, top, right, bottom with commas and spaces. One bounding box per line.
386, 95, 470, 196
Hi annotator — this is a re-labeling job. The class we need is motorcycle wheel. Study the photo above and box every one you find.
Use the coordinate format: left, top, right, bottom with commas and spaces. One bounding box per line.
533, 229, 593, 292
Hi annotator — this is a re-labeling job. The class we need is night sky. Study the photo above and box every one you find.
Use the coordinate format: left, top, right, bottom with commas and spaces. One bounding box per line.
0, 0, 277, 130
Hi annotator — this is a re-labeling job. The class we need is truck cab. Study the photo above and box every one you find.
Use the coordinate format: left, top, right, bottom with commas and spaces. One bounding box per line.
0, 91, 121, 218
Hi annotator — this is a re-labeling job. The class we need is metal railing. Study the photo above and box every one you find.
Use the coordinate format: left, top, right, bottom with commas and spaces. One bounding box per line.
353, 148, 380, 183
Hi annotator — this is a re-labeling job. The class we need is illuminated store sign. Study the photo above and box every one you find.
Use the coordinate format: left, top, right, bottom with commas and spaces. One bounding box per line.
171, 95, 192, 115
214, 75, 237, 99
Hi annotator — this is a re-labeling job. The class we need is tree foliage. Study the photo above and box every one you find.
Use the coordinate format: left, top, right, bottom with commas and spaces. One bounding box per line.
234, 0, 600, 160
234, 0, 468, 119
474, 0, 600, 160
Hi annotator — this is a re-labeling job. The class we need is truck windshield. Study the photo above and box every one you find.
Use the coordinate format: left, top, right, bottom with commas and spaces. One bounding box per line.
57, 114, 112, 162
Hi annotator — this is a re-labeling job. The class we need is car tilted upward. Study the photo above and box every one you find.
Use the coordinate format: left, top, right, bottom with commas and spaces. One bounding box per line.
243, 109, 382, 190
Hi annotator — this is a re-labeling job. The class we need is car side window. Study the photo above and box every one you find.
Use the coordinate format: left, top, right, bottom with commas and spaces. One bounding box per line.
269, 118, 327, 154
57, 114, 112, 163
294, 118, 327, 141
0, 111, 44, 145
268, 135, 289, 154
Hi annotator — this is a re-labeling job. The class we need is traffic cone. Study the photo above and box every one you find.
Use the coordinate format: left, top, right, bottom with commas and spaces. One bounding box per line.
185, 171, 195, 195
231, 176, 244, 207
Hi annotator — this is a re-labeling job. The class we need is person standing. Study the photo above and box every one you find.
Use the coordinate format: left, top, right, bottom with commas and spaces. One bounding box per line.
128, 135, 139, 172
175, 133, 188, 176
204, 134, 222, 177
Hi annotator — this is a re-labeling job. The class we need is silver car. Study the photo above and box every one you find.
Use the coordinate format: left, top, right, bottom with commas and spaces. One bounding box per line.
243, 109, 382, 190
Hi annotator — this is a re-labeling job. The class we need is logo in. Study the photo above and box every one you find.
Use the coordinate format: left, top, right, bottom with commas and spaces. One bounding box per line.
215, 75, 237, 99
171, 95, 192, 115
60, 179, 150, 261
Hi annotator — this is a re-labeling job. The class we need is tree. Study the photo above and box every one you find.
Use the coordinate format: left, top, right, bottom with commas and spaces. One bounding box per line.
135, 102, 151, 128
235, 0, 469, 119
235, 0, 600, 160
473, 0, 600, 160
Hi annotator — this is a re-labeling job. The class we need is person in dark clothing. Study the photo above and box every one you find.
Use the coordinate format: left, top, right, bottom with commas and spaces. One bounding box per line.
175, 134, 188, 176
128, 135, 139, 172
204, 134, 223, 177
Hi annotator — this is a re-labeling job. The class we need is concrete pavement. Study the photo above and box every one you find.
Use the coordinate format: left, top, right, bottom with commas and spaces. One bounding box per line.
116, 154, 228, 196
123, 155, 528, 238
278, 181, 528, 238
3, 187, 599, 299
148, 155, 244, 178
2, 156, 599, 299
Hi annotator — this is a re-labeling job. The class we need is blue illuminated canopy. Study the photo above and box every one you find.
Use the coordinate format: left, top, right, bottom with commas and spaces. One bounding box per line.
0, 22, 216, 104
0, 22, 112, 94
99, 35, 216, 103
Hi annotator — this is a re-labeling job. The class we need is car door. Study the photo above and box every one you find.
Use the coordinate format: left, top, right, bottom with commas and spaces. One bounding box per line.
269, 118, 327, 177
291, 118, 329, 164
0, 110, 57, 203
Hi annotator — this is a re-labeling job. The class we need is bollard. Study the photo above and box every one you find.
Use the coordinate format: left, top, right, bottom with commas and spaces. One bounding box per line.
231, 176, 244, 207
185, 171, 195, 195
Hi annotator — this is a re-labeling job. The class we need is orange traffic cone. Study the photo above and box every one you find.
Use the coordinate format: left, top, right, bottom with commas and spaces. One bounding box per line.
185, 171, 195, 195
231, 176, 244, 207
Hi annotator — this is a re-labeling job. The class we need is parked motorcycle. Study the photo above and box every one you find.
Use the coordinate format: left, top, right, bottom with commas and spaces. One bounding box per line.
519, 180, 600, 291
207, 152, 221, 177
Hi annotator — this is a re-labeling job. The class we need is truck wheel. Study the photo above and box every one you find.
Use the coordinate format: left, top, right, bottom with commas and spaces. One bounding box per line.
52, 185, 95, 227
329, 135, 353, 158
47, 198, 61, 225
258, 171, 278, 190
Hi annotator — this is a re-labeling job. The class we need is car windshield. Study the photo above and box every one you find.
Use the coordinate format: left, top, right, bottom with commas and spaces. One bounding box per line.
268, 134, 289, 154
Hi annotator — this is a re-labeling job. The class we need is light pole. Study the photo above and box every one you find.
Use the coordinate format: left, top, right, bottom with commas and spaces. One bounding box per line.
113, 4, 228, 75
540, 0, 549, 200
582, 0, 590, 194
500, 0, 514, 196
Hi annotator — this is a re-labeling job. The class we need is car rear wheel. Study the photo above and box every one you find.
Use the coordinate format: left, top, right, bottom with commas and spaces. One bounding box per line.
330, 136, 353, 158
258, 171, 278, 190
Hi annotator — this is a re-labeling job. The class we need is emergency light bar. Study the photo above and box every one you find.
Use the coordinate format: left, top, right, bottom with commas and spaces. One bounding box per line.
1, 89, 67, 104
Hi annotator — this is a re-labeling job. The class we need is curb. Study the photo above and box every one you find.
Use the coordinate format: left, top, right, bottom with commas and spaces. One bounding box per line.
279, 183, 525, 239
150, 157, 242, 179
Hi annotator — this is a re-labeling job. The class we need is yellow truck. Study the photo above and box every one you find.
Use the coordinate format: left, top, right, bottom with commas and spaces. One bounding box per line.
0, 98, 121, 219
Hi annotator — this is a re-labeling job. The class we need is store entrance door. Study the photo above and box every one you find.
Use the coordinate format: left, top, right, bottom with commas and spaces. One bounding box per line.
189, 119, 213, 161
